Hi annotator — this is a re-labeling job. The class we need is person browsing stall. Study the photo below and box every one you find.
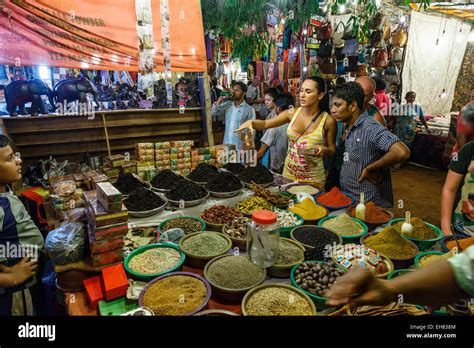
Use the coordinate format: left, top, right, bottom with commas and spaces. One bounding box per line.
238, 76, 337, 187
212, 81, 256, 150
356, 76, 387, 127
330, 83, 410, 208
0, 135, 45, 315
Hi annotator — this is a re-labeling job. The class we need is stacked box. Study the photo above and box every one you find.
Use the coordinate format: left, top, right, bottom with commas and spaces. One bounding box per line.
84, 190, 128, 268
100, 166, 121, 179
170, 140, 194, 148
104, 155, 126, 168
135, 143, 155, 162
121, 161, 137, 174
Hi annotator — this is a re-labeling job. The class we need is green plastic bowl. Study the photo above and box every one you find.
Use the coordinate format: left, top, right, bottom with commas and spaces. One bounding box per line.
290, 260, 345, 311
275, 211, 304, 238
414, 251, 445, 268
388, 218, 443, 251
124, 243, 186, 281
318, 216, 368, 244
158, 216, 206, 235
387, 269, 414, 280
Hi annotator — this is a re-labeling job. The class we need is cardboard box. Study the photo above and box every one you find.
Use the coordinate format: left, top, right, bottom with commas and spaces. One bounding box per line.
84, 191, 128, 228
91, 248, 124, 268
96, 182, 123, 213
155, 141, 170, 149
90, 221, 129, 241
88, 223, 125, 254
136, 143, 154, 150
101, 264, 128, 301
104, 155, 126, 168
170, 140, 194, 148
83, 276, 104, 310
101, 166, 121, 178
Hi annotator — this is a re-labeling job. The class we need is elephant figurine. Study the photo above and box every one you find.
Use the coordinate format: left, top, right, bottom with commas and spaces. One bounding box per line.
4, 79, 55, 116
54, 77, 100, 109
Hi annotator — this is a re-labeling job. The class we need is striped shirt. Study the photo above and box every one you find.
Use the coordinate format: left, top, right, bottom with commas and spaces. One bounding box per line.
340, 112, 400, 208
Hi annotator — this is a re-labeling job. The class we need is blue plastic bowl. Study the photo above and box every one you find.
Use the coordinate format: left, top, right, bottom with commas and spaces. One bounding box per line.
440, 234, 469, 253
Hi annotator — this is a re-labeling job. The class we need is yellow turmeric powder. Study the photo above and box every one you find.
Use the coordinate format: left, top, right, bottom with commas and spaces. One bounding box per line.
364, 227, 416, 259
289, 198, 327, 220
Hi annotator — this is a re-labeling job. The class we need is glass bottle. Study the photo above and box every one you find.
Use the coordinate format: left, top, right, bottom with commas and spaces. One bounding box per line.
247, 210, 280, 268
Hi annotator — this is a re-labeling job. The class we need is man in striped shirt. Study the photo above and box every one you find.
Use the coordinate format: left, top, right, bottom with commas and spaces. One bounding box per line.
330, 83, 410, 208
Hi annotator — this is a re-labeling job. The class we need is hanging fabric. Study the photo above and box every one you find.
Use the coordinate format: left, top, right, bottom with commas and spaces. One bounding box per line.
256, 61, 264, 80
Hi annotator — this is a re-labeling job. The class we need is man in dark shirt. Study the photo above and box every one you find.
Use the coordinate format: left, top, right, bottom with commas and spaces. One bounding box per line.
330, 83, 410, 207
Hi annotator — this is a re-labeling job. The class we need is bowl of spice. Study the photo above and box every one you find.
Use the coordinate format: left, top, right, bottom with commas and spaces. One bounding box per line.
315, 187, 354, 211
414, 250, 454, 268
188, 163, 219, 185
149, 169, 185, 192
239, 164, 274, 188
166, 179, 210, 208
249, 183, 290, 208
285, 183, 322, 197
123, 187, 168, 218
288, 198, 328, 224
268, 238, 305, 278
242, 283, 316, 316
318, 214, 368, 244
347, 202, 394, 231
388, 218, 443, 251
113, 173, 151, 196
290, 226, 342, 258
158, 216, 206, 235
361, 227, 419, 269
290, 260, 346, 310
139, 272, 211, 316
179, 231, 232, 269
205, 171, 244, 198
204, 254, 266, 302
223, 216, 251, 251
201, 205, 242, 231
236, 196, 274, 217
124, 243, 185, 281
441, 234, 472, 253
275, 210, 304, 238
223, 162, 245, 175
387, 269, 414, 280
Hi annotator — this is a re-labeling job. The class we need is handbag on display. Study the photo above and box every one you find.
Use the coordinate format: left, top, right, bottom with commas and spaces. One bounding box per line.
356, 64, 368, 77
383, 19, 392, 42
336, 60, 346, 75
391, 46, 404, 63
335, 47, 345, 60
372, 48, 389, 68
317, 20, 333, 41
391, 25, 408, 48
333, 22, 346, 48
369, 12, 386, 30
342, 37, 358, 55
369, 30, 383, 48
318, 57, 336, 75
384, 63, 398, 76
318, 40, 333, 58
344, 55, 359, 72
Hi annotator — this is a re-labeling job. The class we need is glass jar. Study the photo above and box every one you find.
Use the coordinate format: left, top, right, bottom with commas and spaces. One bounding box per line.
238, 128, 255, 150
247, 210, 280, 268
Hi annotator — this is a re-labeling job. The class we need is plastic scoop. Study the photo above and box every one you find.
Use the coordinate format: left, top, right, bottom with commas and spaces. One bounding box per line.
355, 192, 366, 220
401, 211, 413, 236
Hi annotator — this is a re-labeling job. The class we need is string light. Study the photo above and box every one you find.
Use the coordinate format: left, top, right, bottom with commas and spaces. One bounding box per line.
292, 47, 297, 53
303, 29, 307, 35
303, 66, 308, 72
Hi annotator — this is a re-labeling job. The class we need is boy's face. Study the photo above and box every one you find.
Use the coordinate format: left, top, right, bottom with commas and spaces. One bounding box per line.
390, 84, 398, 94
331, 96, 355, 123
0, 145, 22, 185
406, 94, 416, 103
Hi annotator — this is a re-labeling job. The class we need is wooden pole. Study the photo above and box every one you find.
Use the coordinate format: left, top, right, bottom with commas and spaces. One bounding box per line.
201, 72, 214, 146
101, 113, 112, 156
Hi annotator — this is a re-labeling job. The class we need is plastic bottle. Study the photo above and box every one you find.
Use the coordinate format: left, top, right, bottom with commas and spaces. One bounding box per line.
355, 192, 366, 221
247, 210, 280, 268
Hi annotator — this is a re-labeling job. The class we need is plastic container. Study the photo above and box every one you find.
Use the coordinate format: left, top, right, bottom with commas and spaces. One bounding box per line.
238, 128, 255, 150
387, 269, 413, 280
158, 216, 206, 235
414, 251, 445, 268
388, 218, 443, 251
123, 243, 185, 281
318, 216, 368, 244
247, 210, 280, 268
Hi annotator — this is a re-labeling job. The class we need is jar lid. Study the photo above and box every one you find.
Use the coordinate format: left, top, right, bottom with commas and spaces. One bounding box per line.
252, 210, 277, 224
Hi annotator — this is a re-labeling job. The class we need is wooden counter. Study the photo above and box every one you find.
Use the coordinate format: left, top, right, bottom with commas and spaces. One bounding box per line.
1, 108, 207, 166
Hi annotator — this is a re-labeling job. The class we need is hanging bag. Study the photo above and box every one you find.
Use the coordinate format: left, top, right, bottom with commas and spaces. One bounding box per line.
391, 25, 408, 48
318, 40, 333, 58
317, 20, 333, 41
333, 21, 346, 48
369, 12, 386, 31
369, 30, 383, 48
342, 37, 358, 55
372, 47, 389, 68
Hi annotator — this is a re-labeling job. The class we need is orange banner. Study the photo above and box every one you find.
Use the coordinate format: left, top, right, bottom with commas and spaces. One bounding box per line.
0, 0, 206, 72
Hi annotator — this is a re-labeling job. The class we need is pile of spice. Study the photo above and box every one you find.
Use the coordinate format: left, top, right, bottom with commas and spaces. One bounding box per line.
418, 251, 454, 267
364, 227, 417, 259
161, 218, 203, 235
150, 170, 184, 190
142, 275, 207, 315
223, 162, 245, 175
206, 256, 264, 289
321, 213, 364, 236
350, 202, 391, 223
206, 171, 242, 192
289, 198, 327, 220
124, 186, 165, 212
128, 247, 182, 274
188, 163, 218, 183
392, 217, 438, 240
316, 187, 352, 207
166, 179, 208, 201
287, 185, 320, 196
293, 226, 340, 260
445, 235, 474, 252
294, 261, 344, 297
276, 211, 300, 228
245, 286, 314, 316
202, 205, 241, 225
239, 164, 274, 184
236, 196, 273, 215
274, 239, 304, 265
224, 217, 250, 239
250, 183, 289, 206
181, 232, 229, 257
113, 173, 147, 195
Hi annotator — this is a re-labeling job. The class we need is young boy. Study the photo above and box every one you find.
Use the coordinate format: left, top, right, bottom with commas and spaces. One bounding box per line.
0, 135, 45, 315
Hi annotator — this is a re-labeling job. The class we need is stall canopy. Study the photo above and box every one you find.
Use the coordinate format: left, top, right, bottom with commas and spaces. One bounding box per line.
0, 0, 206, 72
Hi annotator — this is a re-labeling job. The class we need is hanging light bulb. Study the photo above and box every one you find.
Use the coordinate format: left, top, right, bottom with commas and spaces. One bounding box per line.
292, 47, 297, 53
339, 5, 346, 14
303, 29, 307, 35
303, 66, 308, 72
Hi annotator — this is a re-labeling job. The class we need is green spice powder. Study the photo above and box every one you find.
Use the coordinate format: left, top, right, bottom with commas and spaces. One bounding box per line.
274, 239, 304, 265
207, 256, 264, 289
181, 232, 228, 256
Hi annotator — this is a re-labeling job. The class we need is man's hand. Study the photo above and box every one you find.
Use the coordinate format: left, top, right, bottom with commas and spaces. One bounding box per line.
9, 257, 38, 285
236, 120, 254, 133
359, 165, 382, 184
216, 96, 226, 105
325, 268, 395, 307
